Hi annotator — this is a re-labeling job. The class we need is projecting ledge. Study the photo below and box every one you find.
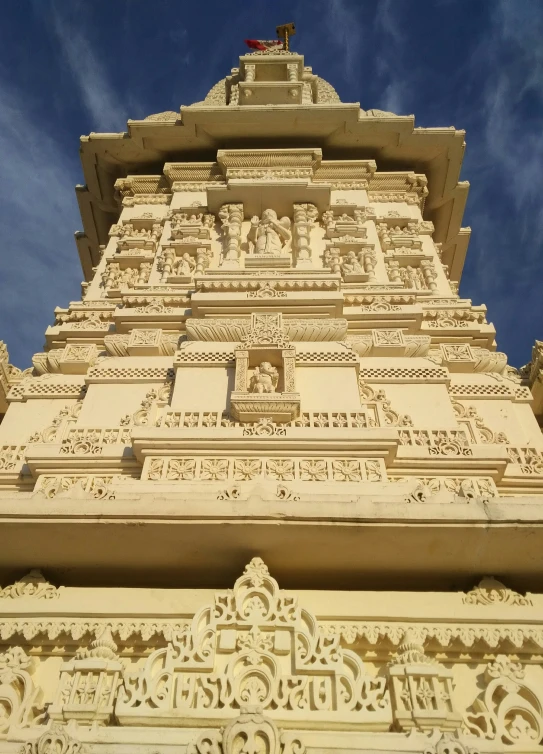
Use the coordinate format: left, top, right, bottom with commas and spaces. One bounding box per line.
0, 493, 542, 590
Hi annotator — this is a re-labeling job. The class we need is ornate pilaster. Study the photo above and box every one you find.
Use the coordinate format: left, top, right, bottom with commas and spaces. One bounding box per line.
293, 203, 317, 268
219, 203, 243, 269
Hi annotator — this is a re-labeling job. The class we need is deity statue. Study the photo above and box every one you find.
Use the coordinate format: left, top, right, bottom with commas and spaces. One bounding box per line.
340, 251, 364, 275
176, 252, 196, 277
249, 362, 279, 393
404, 265, 422, 289
248, 209, 292, 255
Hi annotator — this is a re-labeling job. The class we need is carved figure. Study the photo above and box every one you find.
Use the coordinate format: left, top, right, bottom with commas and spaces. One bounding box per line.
340, 251, 364, 275
248, 209, 292, 255
249, 362, 279, 393
176, 252, 196, 277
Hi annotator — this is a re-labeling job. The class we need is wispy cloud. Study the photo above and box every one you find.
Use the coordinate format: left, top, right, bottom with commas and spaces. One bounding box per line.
0, 74, 81, 367
373, 0, 410, 115
323, 0, 364, 85
457, 0, 543, 359
49, 8, 131, 132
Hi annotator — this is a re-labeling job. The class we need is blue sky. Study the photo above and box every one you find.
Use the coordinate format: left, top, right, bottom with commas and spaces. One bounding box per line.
0, 0, 542, 367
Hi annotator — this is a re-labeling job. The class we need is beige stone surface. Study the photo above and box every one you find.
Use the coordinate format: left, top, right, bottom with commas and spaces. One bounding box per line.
0, 46, 542, 754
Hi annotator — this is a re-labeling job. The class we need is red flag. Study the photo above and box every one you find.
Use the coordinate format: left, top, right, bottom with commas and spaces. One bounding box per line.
244, 39, 283, 51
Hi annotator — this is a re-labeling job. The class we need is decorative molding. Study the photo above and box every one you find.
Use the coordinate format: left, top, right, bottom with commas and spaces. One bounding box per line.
0, 647, 45, 737
22, 725, 82, 754
116, 558, 391, 725
0, 571, 59, 600
464, 656, 543, 745
463, 578, 532, 607
143, 456, 385, 482
189, 710, 305, 754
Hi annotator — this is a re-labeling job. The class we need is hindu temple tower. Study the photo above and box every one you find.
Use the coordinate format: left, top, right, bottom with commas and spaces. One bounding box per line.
0, 37, 543, 754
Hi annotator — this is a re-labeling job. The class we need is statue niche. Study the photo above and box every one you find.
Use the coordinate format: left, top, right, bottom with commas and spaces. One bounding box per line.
230, 314, 300, 423
246, 209, 292, 269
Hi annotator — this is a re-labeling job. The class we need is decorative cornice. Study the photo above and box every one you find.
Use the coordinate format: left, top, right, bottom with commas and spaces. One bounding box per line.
463, 577, 532, 606
0, 570, 59, 600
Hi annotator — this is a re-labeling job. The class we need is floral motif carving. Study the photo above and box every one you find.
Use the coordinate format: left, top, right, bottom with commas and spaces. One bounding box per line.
22, 725, 82, 754
189, 710, 305, 754
234, 459, 262, 481
116, 559, 390, 725
358, 378, 413, 427
464, 655, 543, 745
266, 459, 295, 481
242, 418, 286, 437
463, 578, 532, 606
0, 647, 44, 736
0, 571, 59, 600
200, 459, 229, 481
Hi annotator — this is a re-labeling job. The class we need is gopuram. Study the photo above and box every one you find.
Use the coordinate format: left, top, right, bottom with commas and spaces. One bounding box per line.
1, 27, 543, 754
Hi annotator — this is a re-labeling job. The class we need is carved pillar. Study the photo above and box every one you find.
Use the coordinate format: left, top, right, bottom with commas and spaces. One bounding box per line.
362, 250, 377, 282
244, 64, 256, 83
385, 260, 402, 284
220, 203, 243, 269
283, 348, 296, 392
138, 262, 152, 285
421, 259, 438, 291
102, 263, 119, 290
160, 247, 176, 282
235, 350, 249, 391
293, 203, 316, 269
195, 247, 210, 275
287, 64, 298, 82
324, 247, 341, 275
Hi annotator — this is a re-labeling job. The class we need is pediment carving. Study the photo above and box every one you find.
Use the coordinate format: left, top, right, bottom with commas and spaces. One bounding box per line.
116, 558, 391, 728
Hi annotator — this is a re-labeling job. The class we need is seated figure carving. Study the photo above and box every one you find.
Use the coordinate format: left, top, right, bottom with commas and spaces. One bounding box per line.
248, 209, 292, 255
249, 362, 279, 393
340, 250, 364, 275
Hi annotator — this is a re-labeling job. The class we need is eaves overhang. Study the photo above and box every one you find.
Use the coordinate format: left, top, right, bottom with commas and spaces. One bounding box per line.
77, 104, 469, 282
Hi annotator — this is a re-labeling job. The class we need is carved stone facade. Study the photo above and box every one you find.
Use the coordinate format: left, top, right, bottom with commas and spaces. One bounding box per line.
0, 44, 542, 754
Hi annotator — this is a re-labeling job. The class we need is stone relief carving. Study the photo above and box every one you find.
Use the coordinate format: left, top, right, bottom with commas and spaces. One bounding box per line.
188, 710, 305, 754
464, 655, 543, 746
0, 647, 45, 737
22, 725, 82, 754
0, 571, 59, 600
387, 629, 462, 732
116, 558, 391, 726
49, 626, 122, 725
249, 362, 279, 393
248, 209, 292, 256
463, 578, 532, 607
